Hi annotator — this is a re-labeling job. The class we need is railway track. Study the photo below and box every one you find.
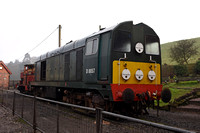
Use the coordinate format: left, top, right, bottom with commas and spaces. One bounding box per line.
177, 98, 200, 113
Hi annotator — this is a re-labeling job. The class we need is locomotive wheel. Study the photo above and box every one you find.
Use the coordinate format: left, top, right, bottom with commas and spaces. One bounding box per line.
84, 96, 93, 108
92, 94, 105, 109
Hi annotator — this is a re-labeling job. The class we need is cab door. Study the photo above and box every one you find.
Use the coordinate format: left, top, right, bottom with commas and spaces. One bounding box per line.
83, 36, 99, 83
98, 32, 111, 81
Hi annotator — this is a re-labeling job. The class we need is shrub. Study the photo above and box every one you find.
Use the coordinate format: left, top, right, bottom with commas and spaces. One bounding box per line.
195, 61, 200, 74
174, 65, 188, 76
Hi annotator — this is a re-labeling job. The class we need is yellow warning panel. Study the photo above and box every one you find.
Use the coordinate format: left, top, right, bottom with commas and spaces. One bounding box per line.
112, 61, 161, 85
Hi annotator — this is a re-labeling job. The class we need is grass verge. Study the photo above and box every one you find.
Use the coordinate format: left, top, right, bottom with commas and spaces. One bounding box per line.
157, 81, 200, 107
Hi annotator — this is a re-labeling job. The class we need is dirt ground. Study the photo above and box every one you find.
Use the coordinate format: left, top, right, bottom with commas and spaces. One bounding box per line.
0, 106, 32, 133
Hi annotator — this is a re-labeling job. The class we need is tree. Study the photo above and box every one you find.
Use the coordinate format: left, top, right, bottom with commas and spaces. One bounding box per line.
169, 39, 198, 64
195, 60, 200, 74
23, 53, 31, 63
14, 59, 20, 64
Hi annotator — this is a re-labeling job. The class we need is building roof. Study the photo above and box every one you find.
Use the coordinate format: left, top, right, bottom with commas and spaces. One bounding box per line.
0, 61, 12, 74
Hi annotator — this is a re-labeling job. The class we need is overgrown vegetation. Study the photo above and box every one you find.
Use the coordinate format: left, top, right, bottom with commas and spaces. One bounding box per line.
195, 60, 200, 74
16, 118, 27, 125
173, 65, 188, 76
164, 80, 200, 89
157, 81, 200, 107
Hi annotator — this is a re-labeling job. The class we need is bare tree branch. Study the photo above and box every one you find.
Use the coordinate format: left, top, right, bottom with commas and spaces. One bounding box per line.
169, 39, 198, 64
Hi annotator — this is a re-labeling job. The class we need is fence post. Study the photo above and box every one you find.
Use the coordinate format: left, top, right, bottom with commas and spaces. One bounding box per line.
12, 92, 16, 116
1, 89, 3, 106
33, 96, 37, 133
21, 95, 24, 118
57, 104, 59, 133
96, 108, 102, 133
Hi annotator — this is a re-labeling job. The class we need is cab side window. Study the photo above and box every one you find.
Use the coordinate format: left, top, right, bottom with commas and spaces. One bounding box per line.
85, 38, 98, 55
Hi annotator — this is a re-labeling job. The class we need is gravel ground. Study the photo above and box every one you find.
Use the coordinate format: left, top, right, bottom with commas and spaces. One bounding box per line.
0, 106, 33, 133
139, 108, 200, 133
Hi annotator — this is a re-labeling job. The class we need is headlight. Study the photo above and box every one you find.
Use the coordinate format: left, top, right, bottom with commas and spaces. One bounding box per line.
122, 69, 131, 80
148, 70, 156, 81
135, 42, 144, 53
135, 69, 144, 81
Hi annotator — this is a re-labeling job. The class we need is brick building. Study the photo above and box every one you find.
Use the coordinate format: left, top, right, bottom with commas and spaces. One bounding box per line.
0, 61, 12, 89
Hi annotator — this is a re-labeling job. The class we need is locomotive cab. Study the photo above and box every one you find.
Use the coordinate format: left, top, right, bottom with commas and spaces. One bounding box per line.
18, 64, 35, 93
84, 32, 111, 83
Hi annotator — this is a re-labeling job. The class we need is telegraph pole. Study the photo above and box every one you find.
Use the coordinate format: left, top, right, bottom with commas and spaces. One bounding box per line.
58, 25, 62, 47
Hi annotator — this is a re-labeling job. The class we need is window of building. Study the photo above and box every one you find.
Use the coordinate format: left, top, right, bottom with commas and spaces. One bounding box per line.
85, 38, 99, 55
114, 31, 131, 52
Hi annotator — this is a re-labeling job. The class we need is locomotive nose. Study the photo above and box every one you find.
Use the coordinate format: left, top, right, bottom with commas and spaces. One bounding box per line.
122, 88, 134, 103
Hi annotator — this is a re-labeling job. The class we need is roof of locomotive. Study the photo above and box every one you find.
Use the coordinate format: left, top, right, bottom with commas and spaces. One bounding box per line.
36, 21, 134, 62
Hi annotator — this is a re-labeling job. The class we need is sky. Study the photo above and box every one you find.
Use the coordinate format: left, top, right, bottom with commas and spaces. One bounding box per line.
0, 0, 200, 63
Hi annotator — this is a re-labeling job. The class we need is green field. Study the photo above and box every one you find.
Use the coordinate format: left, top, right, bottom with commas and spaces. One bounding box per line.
161, 37, 200, 65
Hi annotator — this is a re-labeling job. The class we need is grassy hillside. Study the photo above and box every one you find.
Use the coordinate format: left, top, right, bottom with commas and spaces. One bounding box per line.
161, 37, 200, 65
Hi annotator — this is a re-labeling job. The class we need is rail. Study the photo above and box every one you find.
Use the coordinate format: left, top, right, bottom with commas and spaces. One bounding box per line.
0, 89, 196, 133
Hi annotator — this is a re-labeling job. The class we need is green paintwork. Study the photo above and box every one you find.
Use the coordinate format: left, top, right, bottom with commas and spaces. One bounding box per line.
31, 21, 161, 101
